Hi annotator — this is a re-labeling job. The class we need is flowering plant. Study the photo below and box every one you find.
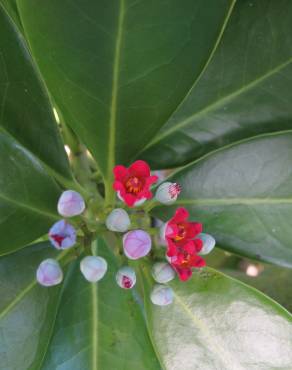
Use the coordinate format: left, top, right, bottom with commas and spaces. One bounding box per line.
1, 1, 292, 369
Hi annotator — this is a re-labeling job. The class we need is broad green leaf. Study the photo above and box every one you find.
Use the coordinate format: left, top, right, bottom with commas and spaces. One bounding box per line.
140, 265, 292, 370
42, 238, 160, 370
139, 0, 292, 168
0, 242, 68, 370
205, 248, 292, 313
0, 3, 72, 179
17, 0, 234, 183
0, 132, 61, 255
153, 132, 292, 267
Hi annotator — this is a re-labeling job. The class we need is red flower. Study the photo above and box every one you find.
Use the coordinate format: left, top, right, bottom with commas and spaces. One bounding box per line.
165, 207, 202, 255
169, 246, 206, 281
113, 160, 158, 207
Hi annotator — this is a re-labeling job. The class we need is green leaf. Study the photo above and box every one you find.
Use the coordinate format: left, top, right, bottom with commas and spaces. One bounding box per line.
205, 248, 292, 313
41, 238, 160, 370
139, 0, 292, 169
0, 132, 61, 255
0, 3, 72, 179
140, 264, 292, 370
153, 132, 292, 267
0, 242, 68, 370
16, 0, 234, 183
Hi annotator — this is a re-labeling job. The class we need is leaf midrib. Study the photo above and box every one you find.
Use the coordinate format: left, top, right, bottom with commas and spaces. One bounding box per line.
143, 56, 292, 150
176, 198, 292, 206
105, 0, 125, 202
0, 191, 59, 220
173, 290, 245, 370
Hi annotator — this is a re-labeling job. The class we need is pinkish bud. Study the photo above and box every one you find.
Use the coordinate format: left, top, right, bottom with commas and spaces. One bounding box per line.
152, 262, 175, 283
57, 190, 85, 217
116, 266, 136, 289
36, 258, 63, 287
105, 208, 131, 232
48, 220, 76, 249
155, 182, 181, 205
150, 284, 174, 306
198, 233, 216, 255
123, 229, 152, 260
80, 256, 108, 282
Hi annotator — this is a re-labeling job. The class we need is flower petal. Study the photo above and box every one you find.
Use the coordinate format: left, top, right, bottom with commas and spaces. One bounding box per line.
129, 160, 150, 177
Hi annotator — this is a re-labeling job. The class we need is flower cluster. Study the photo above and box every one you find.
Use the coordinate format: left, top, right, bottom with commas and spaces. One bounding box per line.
36, 160, 215, 307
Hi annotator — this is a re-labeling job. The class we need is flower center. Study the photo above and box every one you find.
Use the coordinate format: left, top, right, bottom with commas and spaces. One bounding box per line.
180, 254, 191, 268
125, 176, 143, 194
50, 234, 65, 246
122, 275, 132, 288
174, 223, 187, 241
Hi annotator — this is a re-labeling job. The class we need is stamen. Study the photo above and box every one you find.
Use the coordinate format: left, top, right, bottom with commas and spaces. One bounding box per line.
168, 183, 181, 199
122, 275, 132, 288
125, 176, 143, 194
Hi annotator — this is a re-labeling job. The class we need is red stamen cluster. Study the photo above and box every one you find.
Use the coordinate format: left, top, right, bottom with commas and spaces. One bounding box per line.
168, 183, 181, 199
165, 207, 205, 281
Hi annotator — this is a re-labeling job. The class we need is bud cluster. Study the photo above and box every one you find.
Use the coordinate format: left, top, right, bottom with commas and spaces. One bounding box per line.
35, 160, 215, 308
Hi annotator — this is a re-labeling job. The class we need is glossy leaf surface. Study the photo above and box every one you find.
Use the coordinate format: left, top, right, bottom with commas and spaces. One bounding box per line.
0, 133, 60, 255
0, 242, 66, 370
154, 132, 292, 267
140, 0, 292, 168
17, 0, 234, 181
0, 3, 71, 178
140, 265, 292, 370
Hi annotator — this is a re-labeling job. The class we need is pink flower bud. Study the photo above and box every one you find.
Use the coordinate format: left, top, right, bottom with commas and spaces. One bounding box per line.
150, 284, 174, 306
48, 220, 76, 249
57, 190, 85, 217
116, 266, 136, 289
198, 233, 216, 255
80, 256, 108, 282
155, 182, 181, 205
152, 262, 175, 283
123, 229, 152, 260
105, 208, 131, 232
36, 258, 63, 287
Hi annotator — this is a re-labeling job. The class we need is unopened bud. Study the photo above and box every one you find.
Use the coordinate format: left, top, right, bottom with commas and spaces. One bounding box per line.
198, 233, 216, 255
57, 190, 85, 217
105, 208, 131, 232
48, 220, 76, 249
80, 256, 108, 282
36, 258, 63, 287
116, 266, 136, 289
152, 262, 175, 283
155, 182, 181, 205
150, 284, 174, 306
123, 229, 152, 260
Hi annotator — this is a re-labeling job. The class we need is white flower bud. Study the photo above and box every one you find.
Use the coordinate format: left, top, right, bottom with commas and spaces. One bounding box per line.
57, 190, 85, 217
116, 266, 136, 289
198, 233, 216, 255
150, 284, 174, 306
36, 258, 63, 287
80, 256, 108, 282
152, 262, 175, 283
105, 208, 131, 232
155, 182, 181, 205
123, 229, 152, 260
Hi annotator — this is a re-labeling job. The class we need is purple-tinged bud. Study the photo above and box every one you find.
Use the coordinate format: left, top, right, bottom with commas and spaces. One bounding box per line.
155, 182, 181, 205
57, 190, 85, 217
116, 266, 136, 289
36, 258, 63, 287
48, 220, 76, 249
123, 229, 152, 260
150, 284, 174, 306
105, 208, 131, 232
152, 262, 175, 283
197, 233, 216, 255
80, 256, 107, 282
